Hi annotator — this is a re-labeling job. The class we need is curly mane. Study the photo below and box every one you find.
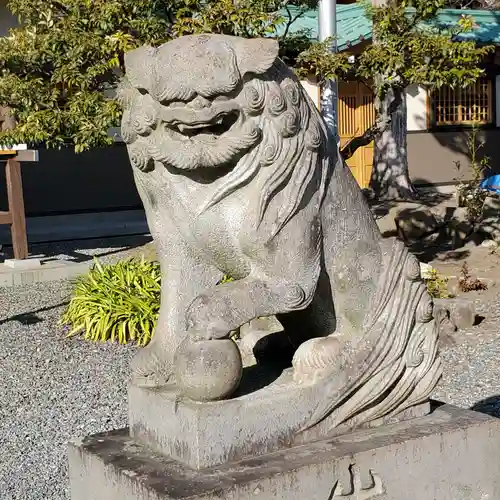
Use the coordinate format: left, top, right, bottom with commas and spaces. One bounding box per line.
119, 58, 333, 238
198, 61, 331, 236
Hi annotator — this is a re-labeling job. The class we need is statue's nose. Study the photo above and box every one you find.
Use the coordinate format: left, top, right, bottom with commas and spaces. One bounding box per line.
190, 95, 211, 110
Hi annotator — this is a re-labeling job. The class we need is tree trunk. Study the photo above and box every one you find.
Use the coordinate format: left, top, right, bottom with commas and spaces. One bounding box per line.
369, 86, 418, 200
367, 0, 418, 200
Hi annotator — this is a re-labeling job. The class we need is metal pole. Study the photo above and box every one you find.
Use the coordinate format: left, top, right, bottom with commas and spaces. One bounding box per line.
318, 0, 339, 145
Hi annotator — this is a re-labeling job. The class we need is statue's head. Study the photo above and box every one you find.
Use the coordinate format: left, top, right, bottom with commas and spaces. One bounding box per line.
120, 34, 282, 171
120, 34, 328, 232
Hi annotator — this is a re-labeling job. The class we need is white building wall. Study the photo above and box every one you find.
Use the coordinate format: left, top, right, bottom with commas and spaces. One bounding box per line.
406, 84, 428, 132
300, 78, 321, 109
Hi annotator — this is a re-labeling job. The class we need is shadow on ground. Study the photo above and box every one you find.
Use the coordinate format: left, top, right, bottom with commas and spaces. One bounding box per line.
368, 181, 453, 221
0, 233, 153, 264
0, 301, 70, 326
370, 183, 476, 262
471, 396, 500, 418
406, 241, 474, 264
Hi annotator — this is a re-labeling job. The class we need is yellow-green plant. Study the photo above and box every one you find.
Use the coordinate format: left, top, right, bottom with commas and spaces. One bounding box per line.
424, 268, 452, 299
60, 257, 161, 346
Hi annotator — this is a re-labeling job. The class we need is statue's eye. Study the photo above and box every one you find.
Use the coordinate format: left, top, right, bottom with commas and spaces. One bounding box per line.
137, 88, 148, 96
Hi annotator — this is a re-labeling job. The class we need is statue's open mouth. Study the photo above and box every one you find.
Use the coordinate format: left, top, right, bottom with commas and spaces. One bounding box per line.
161, 101, 242, 141
171, 111, 240, 138
148, 99, 260, 170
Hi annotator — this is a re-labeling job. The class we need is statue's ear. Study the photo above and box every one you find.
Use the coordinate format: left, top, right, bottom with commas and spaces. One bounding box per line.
233, 38, 279, 76
124, 45, 157, 92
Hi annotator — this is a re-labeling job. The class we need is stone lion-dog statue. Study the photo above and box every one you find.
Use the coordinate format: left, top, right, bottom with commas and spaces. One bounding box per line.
119, 34, 441, 441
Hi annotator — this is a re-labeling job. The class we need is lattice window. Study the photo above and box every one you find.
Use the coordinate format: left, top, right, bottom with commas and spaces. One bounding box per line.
432, 78, 493, 126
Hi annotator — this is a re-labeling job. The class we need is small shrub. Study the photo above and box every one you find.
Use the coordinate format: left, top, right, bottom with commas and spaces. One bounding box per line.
458, 261, 487, 293
454, 122, 490, 224
60, 258, 161, 346
424, 268, 452, 299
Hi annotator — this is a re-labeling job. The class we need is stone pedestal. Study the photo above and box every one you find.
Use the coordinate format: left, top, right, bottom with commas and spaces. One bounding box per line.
127, 381, 431, 470
68, 404, 500, 500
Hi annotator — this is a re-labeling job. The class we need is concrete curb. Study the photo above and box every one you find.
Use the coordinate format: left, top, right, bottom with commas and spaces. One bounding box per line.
0, 259, 91, 287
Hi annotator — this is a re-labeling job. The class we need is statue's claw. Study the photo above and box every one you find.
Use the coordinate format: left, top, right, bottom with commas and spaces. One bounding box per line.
188, 320, 233, 341
130, 346, 173, 388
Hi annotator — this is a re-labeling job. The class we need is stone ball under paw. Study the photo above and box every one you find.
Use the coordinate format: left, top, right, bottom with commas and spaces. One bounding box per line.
174, 339, 243, 402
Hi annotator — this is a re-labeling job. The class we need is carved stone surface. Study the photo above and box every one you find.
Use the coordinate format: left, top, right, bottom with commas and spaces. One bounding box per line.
173, 338, 243, 402
128, 382, 430, 469
237, 316, 285, 363
69, 405, 500, 500
116, 33, 441, 464
331, 463, 384, 498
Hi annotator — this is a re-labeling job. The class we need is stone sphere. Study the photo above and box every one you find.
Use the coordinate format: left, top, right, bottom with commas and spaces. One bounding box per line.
174, 339, 243, 402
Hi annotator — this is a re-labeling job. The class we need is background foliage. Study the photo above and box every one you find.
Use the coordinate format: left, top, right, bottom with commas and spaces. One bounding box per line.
0, 0, 313, 151
0, 0, 493, 195
299, 1, 492, 113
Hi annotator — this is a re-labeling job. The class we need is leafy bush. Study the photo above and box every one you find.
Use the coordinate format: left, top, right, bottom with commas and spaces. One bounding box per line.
60, 258, 161, 346
61, 258, 239, 346
424, 268, 452, 299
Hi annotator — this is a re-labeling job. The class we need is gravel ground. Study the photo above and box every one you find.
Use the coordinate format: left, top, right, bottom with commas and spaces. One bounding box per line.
433, 289, 500, 416
0, 237, 500, 499
0, 279, 137, 500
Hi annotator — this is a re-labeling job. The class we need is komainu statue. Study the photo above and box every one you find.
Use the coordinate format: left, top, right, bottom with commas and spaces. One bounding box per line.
119, 34, 442, 466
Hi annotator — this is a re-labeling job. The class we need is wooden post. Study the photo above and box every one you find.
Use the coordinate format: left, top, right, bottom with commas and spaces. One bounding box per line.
5, 158, 28, 260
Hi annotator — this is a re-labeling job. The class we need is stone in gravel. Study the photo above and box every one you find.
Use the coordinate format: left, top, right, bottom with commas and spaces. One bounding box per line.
439, 316, 458, 345
483, 195, 500, 217
433, 299, 457, 344
481, 239, 498, 249
395, 207, 441, 242
478, 216, 500, 242
434, 297, 476, 330
446, 207, 474, 248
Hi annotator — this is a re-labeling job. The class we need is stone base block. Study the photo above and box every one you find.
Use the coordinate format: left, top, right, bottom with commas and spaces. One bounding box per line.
128, 380, 430, 469
69, 404, 500, 500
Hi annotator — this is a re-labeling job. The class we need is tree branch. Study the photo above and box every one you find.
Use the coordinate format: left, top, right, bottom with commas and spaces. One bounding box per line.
340, 88, 401, 160
281, 3, 307, 42
340, 124, 379, 160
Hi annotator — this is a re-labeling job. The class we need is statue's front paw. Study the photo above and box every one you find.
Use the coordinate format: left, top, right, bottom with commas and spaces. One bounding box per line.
130, 345, 172, 388
292, 336, 346, 385
186, 296, 232, 340
187, 320, 233, 341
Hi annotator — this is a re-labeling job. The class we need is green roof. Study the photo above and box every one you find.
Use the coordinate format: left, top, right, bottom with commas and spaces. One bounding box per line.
277, 4, 500, 50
